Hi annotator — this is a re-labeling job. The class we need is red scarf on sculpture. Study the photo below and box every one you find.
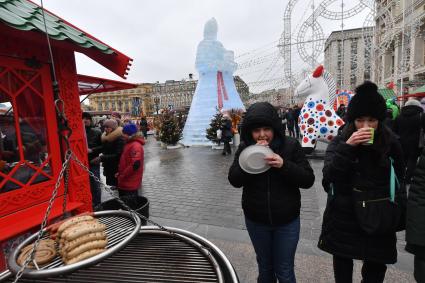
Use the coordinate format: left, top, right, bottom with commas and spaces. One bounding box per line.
217, 71, 228, 110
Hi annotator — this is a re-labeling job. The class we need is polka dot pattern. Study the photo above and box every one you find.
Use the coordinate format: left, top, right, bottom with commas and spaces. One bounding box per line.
299, 97, 344, 148
316, 104, 324, 111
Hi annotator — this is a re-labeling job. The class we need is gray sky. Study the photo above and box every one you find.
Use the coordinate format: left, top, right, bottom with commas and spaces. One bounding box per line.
42, 0, 370, 91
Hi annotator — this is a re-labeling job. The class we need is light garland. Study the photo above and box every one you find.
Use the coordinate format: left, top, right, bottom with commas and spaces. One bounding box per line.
234, 0, 425, 95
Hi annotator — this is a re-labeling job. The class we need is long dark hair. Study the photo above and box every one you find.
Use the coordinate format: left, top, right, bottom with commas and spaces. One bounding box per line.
340, 121, 392, 161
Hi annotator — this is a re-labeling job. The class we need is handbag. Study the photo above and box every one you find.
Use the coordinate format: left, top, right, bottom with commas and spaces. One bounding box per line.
216, 129, 222, 140
353, 158, 405, 235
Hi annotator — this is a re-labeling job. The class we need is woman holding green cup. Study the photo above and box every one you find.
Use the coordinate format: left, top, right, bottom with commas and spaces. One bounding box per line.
318, 81, 406, 283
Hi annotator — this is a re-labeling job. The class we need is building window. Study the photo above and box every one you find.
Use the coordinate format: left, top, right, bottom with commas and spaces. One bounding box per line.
350, 76, 356, 88
391, 55, 395, 74
423, 38, 425, 65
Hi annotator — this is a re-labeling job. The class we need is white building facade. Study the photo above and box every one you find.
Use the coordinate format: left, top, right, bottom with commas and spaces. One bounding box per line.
324, 27, 373, 90
374, 0, 425, 92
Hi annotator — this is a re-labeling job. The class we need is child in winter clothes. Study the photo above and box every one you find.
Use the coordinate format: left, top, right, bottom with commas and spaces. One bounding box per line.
228, 102, 314, 283
115, 123, 145, 199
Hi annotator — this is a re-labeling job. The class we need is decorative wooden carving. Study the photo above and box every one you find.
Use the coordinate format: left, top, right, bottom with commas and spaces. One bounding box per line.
53, 51, 91, 213
0, 54, 62, 216
0, 33, 91, 218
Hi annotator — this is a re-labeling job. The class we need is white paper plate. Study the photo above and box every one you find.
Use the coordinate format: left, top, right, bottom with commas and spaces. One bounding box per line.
238, 145, 274, 174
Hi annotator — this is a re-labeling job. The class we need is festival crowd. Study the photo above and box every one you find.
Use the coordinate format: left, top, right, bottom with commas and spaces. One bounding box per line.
81, 81, 425, 283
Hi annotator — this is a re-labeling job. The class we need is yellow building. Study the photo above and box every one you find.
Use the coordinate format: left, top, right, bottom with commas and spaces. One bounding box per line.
89, 83, 153, 117
89, 76, 249, 116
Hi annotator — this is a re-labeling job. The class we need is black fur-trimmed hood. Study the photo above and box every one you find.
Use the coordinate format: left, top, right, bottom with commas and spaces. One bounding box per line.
240, 102, 284, 148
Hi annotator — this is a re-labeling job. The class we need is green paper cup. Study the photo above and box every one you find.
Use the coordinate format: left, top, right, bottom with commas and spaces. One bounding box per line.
363, 128, 374, 145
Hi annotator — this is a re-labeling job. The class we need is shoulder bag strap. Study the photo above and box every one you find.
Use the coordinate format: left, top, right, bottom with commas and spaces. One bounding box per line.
389, 157, 399, 202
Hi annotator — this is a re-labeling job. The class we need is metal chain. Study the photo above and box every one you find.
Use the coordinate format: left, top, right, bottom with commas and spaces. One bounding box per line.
61, 162, 70, 219
13, 147, 215, 282
70, 153, 172, 234
71, 154, 216, 257
54, 99, 72, 219
13, 150, 73, 283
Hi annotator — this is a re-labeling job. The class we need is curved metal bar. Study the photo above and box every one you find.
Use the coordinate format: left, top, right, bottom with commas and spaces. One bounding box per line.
0, 270, 11, 281
140, 226, 239, 283
7, 210, 141, 279
321, 2, 367, 20
279, 0, 300, 86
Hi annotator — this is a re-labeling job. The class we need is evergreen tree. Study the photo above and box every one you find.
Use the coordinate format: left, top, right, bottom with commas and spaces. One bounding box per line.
176, 112, 186, 130
158, 110, 182, 145
206, 111, 223, 144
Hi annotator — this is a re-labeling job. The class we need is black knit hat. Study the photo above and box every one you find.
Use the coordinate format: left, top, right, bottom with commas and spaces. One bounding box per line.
82, 112, 92, 120
346, 81, 386, 122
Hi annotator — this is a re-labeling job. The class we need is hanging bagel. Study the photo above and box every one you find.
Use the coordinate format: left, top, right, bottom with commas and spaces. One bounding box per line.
62, 222, 106, 242
63, 232, 106, 253
57, 215, 95, 238
65, 248, 106, 265
55, 215, 108, 265
65, 239, 107, 259
17, 240, 57, 268
60, 220, 100, 241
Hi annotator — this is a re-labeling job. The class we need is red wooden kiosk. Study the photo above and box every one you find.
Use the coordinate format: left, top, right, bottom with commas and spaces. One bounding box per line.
395, 92, 425, 101
0, 0, 135, 271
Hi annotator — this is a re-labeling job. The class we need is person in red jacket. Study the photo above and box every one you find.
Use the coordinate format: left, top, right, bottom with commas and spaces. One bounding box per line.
115, 123, 145, 199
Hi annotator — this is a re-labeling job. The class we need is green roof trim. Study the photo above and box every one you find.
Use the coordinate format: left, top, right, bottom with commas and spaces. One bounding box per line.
0, 0, 113, 54
410, 85, 425, 94
378, 88, 396, 100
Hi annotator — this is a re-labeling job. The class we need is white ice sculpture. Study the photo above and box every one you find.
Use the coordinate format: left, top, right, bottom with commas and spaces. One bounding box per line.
181, 18, 245, 146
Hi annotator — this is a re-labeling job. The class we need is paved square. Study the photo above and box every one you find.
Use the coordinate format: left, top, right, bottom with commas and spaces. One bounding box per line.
104, 137, 415, 282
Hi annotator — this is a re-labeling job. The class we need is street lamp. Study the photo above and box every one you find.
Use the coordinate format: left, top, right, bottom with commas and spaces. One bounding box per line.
154, 97, 160, 115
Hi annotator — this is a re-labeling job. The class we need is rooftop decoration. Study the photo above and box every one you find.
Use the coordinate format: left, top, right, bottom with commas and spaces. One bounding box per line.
0, 0, 132, 78
77, 74, 137, 96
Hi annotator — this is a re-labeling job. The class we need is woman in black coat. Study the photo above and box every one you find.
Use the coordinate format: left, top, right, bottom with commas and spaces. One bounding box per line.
406, 147, 425, 283
228, 102, 314, 283
221, 115, 233, 155
318, 82, 406, 283
99, 119, 125, 187
393, 99, 425, 183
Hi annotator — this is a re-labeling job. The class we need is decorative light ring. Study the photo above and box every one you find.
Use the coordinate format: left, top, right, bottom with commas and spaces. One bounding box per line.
320, 0, 368, 20
279, 0, 301, 85
296, 19, 325, 67
296, 0, 370, 68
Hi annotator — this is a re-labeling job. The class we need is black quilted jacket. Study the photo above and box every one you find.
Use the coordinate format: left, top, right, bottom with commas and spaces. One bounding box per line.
228, 102, 314, 225
406, 148, 425, 257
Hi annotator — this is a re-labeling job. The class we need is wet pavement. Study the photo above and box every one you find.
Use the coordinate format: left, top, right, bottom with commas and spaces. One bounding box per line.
102, 137, 415, 282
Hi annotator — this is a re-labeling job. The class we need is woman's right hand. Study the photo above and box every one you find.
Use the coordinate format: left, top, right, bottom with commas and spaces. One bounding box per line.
346, 127, 372, 146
